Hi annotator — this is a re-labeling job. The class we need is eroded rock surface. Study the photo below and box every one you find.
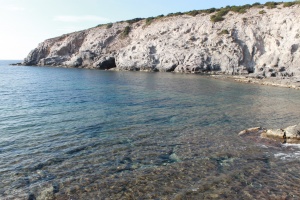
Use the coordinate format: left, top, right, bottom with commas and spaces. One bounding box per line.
23, 5, 300, 77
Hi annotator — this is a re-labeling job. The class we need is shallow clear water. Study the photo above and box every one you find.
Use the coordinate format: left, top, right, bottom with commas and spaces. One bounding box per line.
1, 60, 300, 199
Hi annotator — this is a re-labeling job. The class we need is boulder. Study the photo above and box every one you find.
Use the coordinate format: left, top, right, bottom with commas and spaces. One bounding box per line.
239, 124, 300, 144
262, 124, 300, 140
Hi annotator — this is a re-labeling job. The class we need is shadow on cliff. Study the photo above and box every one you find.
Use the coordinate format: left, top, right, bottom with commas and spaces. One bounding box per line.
232, 29, 257, 73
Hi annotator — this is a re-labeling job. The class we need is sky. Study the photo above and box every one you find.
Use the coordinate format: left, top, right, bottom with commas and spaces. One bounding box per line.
0, 0, 291, 60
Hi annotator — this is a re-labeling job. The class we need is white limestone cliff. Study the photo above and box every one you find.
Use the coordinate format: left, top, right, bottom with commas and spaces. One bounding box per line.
23, 4, 300, 77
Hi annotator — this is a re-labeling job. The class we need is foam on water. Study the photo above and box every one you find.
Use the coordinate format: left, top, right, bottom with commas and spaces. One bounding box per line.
274, 151, 300, 160
275, 143, 300, 160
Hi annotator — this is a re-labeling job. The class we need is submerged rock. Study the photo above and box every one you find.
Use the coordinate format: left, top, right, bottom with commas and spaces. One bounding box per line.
238, 127, 262, 136
10, 63, 23, 66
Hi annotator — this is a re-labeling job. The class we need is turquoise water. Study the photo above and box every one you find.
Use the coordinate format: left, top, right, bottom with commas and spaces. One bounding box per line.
1, 60, 300, 199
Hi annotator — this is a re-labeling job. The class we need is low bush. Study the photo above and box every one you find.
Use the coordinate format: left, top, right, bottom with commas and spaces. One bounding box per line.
230, 6, 243, 13
211, 15, 224, 22
106, 23, 113, 29
283, 2, 295, 7
186, 10, 200, 16
126, 18, 144, 24
219, 29, 229, 35
205, 8, 217, 14
210, 8, 229, 23
252, 2, 261, 6
217, 9, 230, 17
168, 12, 184, 17
121, 26, 131, 38
259, 10, 266, 14
264, 2, 277, 9
232, 6, 248, 13
175, 12, 184, 16
144, 14, 165, 26
145, 17, 154, 26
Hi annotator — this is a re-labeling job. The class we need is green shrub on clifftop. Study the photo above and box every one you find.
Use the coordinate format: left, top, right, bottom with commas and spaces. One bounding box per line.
205, 8, 217, 14
265, 2, 278, 9
283, 2, 296, 7
252, 2, 261, 6
210, 8, 229, 23
217, 9, 230, 17
167, 12, 184, 17
121, 26, 131, 38
259, 10, 266, 14
210, 15, 225, 22
230, 6, 247, 13
126, 18, 144, 24
145, 17, 154, 26
144, 14, 165, 27
106, 23, 113, 29
186, 10, 200, 16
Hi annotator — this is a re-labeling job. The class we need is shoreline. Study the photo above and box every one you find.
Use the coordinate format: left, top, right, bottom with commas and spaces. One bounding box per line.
9, 63, 300, 90
209, 74, 300, 90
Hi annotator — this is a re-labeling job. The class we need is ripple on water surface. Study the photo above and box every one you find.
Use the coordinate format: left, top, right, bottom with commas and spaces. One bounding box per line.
0, 62, 300, 199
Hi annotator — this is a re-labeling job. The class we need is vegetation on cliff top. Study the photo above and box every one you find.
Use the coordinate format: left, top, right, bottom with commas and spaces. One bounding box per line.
120, 26, 131, 38
96, 1, 300, 28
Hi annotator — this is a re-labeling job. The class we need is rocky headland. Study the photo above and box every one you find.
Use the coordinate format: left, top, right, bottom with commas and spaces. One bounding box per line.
22, 2, 300, 88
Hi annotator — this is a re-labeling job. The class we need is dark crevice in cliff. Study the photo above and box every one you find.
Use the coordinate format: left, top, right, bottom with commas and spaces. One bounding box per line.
232, 30, 256, 73
291, 44, 299, 54
162, 64, 177, 72
98, 57, 116, 70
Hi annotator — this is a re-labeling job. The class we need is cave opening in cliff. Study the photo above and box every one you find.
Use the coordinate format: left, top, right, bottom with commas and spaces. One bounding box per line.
99, 57, 116, 70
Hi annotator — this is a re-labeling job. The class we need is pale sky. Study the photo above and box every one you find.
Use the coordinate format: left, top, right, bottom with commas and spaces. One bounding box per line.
0, 0, 290, 60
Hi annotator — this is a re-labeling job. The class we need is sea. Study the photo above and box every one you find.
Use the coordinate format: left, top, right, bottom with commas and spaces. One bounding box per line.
1, 60, 300, 199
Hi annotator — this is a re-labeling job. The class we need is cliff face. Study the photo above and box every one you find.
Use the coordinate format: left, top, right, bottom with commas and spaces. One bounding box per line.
24, 5, 300, 77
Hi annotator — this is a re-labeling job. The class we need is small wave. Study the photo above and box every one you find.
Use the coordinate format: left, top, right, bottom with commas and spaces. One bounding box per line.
282, 143, 300, 149
274, 144, 300, 160
274, 151, 300, 160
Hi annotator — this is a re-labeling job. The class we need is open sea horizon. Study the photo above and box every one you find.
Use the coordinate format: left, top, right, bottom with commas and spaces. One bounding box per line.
1, 60, 300, 199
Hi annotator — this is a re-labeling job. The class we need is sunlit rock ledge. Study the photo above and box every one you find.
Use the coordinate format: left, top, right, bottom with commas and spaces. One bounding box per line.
239, 124, 300, 144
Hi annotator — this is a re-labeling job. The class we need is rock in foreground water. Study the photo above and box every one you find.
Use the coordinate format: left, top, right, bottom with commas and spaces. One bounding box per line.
239, 124, 300, 144
261, 124, 300, 141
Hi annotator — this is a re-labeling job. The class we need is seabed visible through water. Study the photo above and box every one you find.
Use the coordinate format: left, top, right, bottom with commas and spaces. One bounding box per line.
1, 61, 300, 199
